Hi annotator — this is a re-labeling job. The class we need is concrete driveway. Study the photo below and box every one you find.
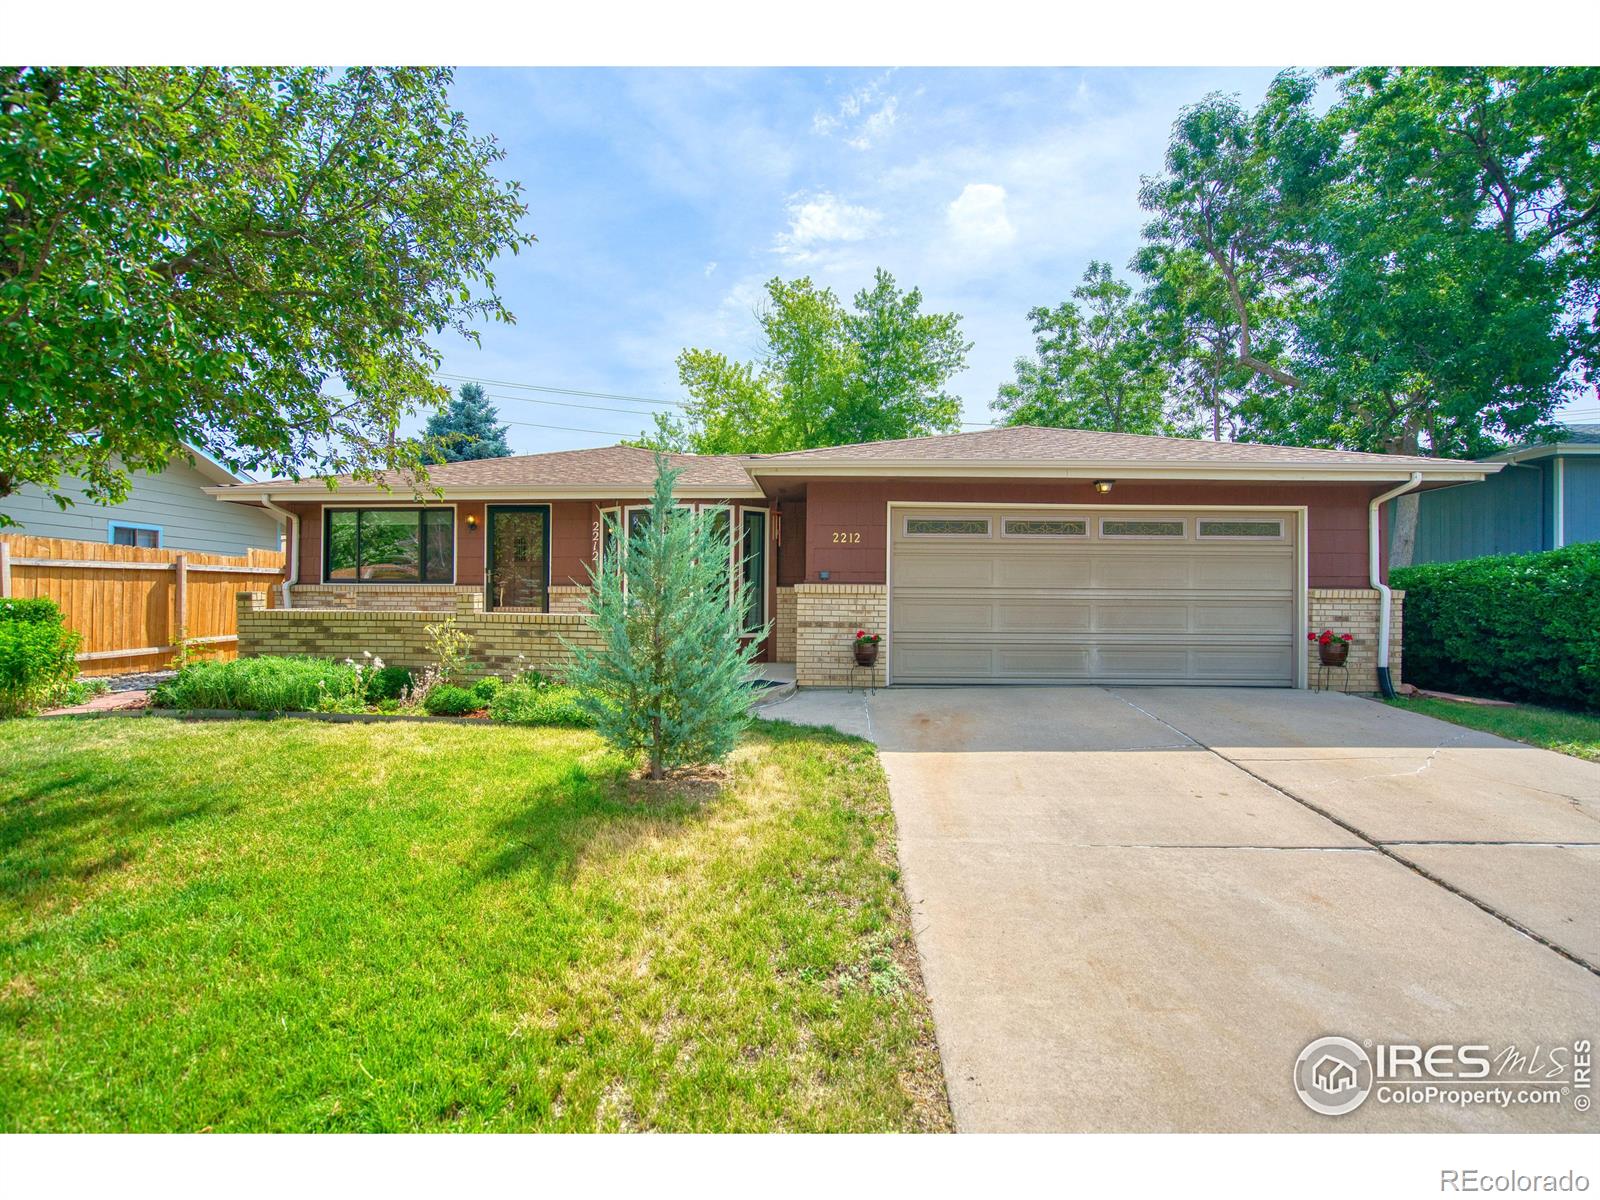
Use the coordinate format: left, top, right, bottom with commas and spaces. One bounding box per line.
767, 686, 1600, 1132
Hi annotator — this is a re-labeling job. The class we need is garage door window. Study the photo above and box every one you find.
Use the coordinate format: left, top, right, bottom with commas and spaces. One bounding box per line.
904, 517, 991, 537
1197, 518, 1284, 539
1100, 518, 1185, 539
1002, 518, 1087, 537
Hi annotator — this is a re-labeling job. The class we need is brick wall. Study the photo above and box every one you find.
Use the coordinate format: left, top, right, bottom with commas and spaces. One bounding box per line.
237, 591, 599, 680
1307, 588, 1404, 692
794, 583, 886, 687
549, 585, 589, 615
288, 584, 477, 613
775, 586, 797, 663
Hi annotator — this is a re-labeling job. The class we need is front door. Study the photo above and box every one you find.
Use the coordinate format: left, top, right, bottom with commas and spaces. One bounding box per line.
487, 506, 551, 612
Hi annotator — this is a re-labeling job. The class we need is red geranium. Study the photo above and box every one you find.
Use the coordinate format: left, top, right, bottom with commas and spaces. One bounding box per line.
1307, 629, 1354, 645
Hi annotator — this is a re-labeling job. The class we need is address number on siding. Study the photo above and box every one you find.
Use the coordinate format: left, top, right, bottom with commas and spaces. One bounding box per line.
831, 531, 862, 544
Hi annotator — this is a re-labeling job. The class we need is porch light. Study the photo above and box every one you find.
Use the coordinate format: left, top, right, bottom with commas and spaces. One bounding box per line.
465, 514, 479, 530
1093, 480, 1114, 495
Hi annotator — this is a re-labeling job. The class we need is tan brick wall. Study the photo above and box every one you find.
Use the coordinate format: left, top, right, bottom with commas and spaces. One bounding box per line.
1307, 588, 1404, 692
549, 585, 589, 615
289, 584, 477, 613
775, 586, 797, 663
794, 583, 886, 688
236, 590, 598, 681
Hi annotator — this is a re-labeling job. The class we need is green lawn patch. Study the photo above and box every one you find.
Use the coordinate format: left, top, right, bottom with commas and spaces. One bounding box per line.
0, 717, 949, 1132
1386, 697, 1600, 762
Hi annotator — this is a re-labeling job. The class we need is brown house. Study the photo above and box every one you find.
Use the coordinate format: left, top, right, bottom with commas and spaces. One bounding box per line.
211, 427, 1496, 691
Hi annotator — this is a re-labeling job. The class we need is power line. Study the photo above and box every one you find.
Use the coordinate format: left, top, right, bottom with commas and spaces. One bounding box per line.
434, 372, 689, 409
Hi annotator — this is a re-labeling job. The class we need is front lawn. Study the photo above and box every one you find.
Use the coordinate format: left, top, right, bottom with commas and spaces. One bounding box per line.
1386, 696, 1600, 762
0, 717, 949, 1132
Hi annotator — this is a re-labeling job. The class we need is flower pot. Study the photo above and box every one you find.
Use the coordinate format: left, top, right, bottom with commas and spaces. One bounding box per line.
1318, 640, 1350, 667
853, 642, 879, 667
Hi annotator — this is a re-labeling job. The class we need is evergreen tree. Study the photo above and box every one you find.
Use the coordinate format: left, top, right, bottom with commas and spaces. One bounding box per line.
422, 382, 512, 463
566, 456, 764, 781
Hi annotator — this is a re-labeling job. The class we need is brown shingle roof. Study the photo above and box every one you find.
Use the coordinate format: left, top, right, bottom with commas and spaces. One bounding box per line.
750, 425, 1455, 468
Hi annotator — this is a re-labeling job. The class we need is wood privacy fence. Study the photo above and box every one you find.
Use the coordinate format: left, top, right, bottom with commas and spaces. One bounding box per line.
0, 534, 285, 676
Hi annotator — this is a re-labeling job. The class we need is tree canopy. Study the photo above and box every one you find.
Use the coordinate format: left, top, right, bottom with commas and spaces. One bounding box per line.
421, 382, 512, 463
637, 269, 971, 454
0, 67, 532, 515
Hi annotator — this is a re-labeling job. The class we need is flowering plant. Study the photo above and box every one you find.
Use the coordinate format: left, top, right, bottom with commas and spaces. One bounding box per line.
853, 629, 881, 647
1307, 630, 1354, 646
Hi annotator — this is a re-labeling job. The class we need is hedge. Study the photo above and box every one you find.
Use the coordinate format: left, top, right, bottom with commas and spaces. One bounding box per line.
0, 602, 80, 717
0, 597, 64, 624
1392, 543, 1600, 711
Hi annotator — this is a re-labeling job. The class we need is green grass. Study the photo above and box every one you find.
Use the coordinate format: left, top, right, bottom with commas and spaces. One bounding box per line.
1387, 697, 1600, 762
0, 717, 948, 1132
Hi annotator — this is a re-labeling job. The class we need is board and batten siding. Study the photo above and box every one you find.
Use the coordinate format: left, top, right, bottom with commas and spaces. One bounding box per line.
0, 456, 282, 557
1563, 456, 1600, 546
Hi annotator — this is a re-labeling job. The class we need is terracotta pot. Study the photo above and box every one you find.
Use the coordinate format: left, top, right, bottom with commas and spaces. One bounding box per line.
854, 642, 879, 667
1318, 640, 1350, 667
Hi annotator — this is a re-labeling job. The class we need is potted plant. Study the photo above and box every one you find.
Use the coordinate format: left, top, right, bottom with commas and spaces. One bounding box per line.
1308, 629, 1354, 666
853, 629, 881, 667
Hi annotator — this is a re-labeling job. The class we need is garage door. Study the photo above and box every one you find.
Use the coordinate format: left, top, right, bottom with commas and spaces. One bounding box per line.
889, 507, 1299, 686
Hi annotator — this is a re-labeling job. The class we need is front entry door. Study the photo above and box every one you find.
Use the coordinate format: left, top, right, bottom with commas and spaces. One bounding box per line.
487, 506, 550, 612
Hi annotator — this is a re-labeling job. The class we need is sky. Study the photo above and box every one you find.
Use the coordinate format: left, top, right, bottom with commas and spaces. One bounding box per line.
430, 66, 1293, 454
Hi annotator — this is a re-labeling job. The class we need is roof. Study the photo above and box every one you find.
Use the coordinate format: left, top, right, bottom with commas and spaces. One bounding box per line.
210, 425, 1495, 502
1483, 423, 1600, 464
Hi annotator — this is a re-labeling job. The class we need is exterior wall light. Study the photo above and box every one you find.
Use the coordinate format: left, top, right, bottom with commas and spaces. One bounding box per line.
465, 513, 479, 530
1093, 480, 1115, 495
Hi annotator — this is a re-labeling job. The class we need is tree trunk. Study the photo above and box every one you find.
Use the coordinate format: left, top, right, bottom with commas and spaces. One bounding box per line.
649, 714, 664, 780
1390, 492, 1420, 570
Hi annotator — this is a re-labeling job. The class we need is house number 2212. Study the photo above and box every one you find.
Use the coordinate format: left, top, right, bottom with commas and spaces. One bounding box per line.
831, 531, 861, 544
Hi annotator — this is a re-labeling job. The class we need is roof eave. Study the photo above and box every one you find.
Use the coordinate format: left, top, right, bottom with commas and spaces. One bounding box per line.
207, 483, 768, 503
743, 461, 1498, 482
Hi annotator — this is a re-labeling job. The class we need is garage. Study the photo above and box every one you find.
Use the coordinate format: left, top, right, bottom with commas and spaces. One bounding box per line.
888, 506, 1301, 686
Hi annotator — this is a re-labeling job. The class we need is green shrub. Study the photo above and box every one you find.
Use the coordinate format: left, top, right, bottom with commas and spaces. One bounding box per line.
470, 676, 504, 705
0, 619, 82, 716
422, 684, 478, 716
0, 597, 64, 624
154, 656, 357, 712
488, 682, 595, 727
367, 665, 414, 701
1392, 543, 1600, 711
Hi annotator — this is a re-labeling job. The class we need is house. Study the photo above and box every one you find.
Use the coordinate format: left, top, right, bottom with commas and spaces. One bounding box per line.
1399, 424, 1600, 566
1311, 1055, 1358, 1095
0, 446, 283, 556
209, 426, 1495, 691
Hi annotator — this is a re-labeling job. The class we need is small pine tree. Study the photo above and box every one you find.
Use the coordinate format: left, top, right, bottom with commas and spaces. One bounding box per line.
566, 455, 765, 780
422, 382, 512, 463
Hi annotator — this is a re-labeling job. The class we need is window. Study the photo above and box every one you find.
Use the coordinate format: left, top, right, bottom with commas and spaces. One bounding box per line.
1197, 518, 1283, 539
741, 509, 767, 633
1100, 518, 1185, 539
904, 517, 991, 536
324, 508, 454, 583
1003, 518, 1087, 537
109, 523, 161, 548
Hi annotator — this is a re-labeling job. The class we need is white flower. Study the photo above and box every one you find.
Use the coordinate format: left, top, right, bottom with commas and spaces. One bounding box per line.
372, 657, 385, 670
363, 650, 372, 658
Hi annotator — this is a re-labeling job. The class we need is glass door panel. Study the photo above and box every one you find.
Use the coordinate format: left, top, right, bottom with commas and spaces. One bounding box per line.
487, 507, 550, 611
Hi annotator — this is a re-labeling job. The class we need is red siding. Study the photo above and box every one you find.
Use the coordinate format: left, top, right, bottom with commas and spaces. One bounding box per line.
776, 501, 807, 586
792, 478, 1386, 588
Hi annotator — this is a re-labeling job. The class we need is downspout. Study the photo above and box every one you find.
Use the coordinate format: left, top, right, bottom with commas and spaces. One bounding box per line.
258, 497, 299, 608
1370, 472, 1423, 700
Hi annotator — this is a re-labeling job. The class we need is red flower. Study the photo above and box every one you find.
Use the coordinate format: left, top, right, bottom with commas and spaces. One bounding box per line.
856, 629, 866, 638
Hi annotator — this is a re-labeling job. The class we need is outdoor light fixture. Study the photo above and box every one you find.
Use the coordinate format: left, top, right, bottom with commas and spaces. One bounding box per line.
1094, 480, 1115, 494
465, 514, 479, 530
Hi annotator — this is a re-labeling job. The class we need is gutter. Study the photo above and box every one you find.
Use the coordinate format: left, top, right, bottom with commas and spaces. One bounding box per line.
1369, 472, 1423, 700
257, 497, 300, 608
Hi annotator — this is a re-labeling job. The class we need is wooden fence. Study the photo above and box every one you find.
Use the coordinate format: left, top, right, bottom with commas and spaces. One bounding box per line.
0, 534, 285, 676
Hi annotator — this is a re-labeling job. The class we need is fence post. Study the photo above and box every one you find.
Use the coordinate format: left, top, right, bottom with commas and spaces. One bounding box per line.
173, 553, 189, 666
0, 540, 10, 598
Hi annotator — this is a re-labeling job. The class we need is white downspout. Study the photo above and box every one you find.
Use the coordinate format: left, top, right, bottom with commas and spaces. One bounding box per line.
258, 497, 300, 608
1370, 472, 1423, 699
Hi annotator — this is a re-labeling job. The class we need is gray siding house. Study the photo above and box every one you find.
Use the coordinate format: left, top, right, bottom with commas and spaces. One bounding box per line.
0, 448, 282, 557
1400, 424, 1600, 565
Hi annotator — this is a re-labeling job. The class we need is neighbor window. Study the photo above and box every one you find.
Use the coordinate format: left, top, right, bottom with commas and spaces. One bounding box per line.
741, 509, 768, 633
109, 523, 161, 548
324, 508, 454, 582
1197, 519, 1283, 539
904, 517, 991, 536
1003, 518, 1087, 537
1099, 518, 1185, 538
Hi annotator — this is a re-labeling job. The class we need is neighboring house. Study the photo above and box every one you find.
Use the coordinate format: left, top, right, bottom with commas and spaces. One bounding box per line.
0, 447, 282, 556
1399, 424, 1600, 566
210, 426, 1493, 691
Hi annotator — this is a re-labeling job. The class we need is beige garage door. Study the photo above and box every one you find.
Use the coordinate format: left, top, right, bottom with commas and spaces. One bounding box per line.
889, 508, 1299, 686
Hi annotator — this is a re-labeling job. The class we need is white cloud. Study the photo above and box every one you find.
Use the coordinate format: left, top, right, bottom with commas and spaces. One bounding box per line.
813, 72, 900, 150
946, 183, 1016, 251
704, 261, 718, 277
773, 190, 883, 262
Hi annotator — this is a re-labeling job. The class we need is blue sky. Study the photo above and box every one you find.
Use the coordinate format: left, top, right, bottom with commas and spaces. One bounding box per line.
431, 67, 1293, 453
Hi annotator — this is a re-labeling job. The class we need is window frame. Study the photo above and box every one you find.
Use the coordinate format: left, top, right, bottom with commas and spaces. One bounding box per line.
902, 515, 993, 538
1195, 517, 1287, 541
737, 506, 770, 636
321, 505, 458, 585
107, 521, 162, 549
1097, 516, 1189, 540
1000, 517, 1089, 539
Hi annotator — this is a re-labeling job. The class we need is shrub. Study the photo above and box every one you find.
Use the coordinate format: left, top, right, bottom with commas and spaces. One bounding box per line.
368, 665, 414, 701
0, 597, 64, 625
1392, 543, 1600, 711
154, 656, 357, 712
0, 619, 81, 717
488, 682, 595, 727
422, 684, 478, 716
470, 675, 503, 705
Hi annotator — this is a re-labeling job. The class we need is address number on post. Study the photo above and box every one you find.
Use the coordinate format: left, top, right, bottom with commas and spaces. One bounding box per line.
831, 531, 862, 544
